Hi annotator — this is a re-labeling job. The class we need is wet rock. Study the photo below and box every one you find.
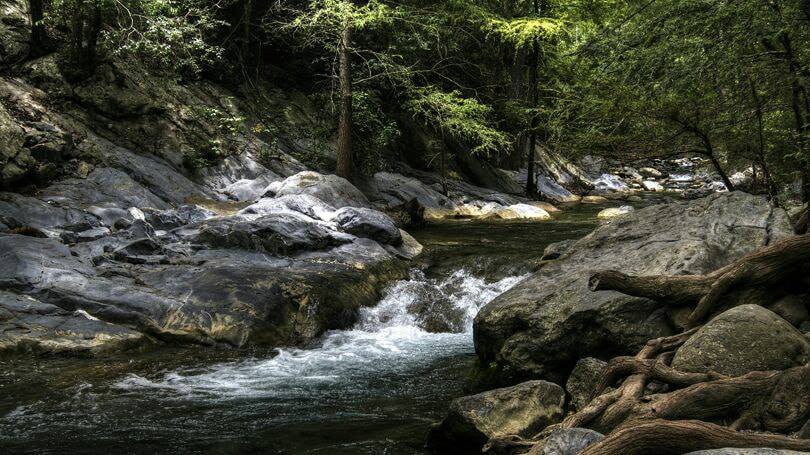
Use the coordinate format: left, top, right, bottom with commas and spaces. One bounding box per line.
143, 205, 215, 231
331, 207, 402, 246
566, 357, 608, 411
193, 212, 352, 255
0, 291, 147, 357
596, 205, 634, 220
531, 201, 560, 213
474, 192, 794, 384
592, 174, 628, 193
541, 240, 574, 261
540, 428, 605, 455
672, 305, 810, 377
264, 171, 372, 209
0, 102, 33, 187
428, 380, 565, 453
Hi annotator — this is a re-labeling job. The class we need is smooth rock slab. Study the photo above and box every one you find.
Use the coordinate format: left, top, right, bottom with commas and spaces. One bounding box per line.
264, 171, 372, 209
427, 380, 565, 453
672, 304, 810, 377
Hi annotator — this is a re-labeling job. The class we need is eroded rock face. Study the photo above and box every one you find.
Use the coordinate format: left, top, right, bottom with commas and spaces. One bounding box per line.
427, 380, 565, 453
474, 192, 794, 384
672, 305, 810, 377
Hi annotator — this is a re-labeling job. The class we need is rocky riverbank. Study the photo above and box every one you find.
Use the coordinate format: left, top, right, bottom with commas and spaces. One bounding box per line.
428, 192, 810, 454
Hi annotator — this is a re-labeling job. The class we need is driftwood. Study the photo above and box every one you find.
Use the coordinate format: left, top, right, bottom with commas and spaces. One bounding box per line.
485, 235, 810, 455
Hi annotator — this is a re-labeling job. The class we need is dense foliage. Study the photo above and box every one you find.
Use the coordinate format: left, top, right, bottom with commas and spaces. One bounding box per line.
22, 0, 810, 202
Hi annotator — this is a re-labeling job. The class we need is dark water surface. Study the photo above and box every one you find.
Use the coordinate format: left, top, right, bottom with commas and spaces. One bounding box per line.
0, 207, 601, 454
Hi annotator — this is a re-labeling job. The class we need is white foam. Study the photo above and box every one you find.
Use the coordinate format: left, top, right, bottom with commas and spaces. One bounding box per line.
114, 269, 526, 400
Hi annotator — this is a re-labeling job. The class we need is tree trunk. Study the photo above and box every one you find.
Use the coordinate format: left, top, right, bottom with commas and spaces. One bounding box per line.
779, 33, 810, 203
749, 80, 778, 199
702, 141, 734, 192
336, 26, 353, 181
242, 0, 253, 63
27, 0, 46, 56
83, 4, 102, 68
525, 0, 540, 197
70, 0, 85, 64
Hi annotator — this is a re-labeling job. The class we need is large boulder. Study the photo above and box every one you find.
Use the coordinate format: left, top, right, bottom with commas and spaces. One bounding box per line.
239, 194, 336, 221
596, 205, 634, 220
428, 380, 565, 453
474, 192, 794, 384
264, 171, 372, 209
330, 207, 402, 245
0, 0, 29, 66
672, 305, 810, 377
0, 103, 33, 187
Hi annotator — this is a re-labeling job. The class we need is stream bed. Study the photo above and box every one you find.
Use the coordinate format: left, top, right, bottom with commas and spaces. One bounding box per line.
0, 208, 600, 454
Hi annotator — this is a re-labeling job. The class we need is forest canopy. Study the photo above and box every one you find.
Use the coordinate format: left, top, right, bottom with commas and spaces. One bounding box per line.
23, 0, 810, 202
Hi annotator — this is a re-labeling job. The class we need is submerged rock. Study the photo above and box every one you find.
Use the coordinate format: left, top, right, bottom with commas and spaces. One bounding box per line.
474, 192, 794, 384
672, 305, 810, 377
427, 380, 565, 453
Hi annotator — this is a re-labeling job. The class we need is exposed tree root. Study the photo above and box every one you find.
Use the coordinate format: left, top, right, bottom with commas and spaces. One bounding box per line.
579, 419, 810, 455
589, 234, 810, 327
485, 236, 810, 455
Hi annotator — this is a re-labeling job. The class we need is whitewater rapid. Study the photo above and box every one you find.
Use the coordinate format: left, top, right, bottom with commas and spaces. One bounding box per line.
114, 269, 527, 400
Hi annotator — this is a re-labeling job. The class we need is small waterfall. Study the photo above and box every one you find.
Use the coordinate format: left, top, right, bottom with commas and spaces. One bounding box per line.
114, 269, 527, 399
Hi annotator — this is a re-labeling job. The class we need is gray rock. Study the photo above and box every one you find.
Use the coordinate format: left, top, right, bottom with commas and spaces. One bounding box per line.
541, 428, 605, 455
0, 0, 29, 66
474, 192, 795, 383
566, 357, 608, 411
331, 207, 402, 245
265, 171, 372, 209
363, 171, 455, 210
0, 291, 146, 356
672, 305, 810, 377
684, 449, 808, 455
428, 380, 565, 453
194, 212, 353, 255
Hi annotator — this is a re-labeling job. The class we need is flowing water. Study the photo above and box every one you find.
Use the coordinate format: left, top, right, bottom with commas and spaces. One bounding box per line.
0, 208, 600, 454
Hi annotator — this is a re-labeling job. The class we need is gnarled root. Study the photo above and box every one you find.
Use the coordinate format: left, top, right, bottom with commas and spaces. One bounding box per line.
579, 419, 810, 455
590, 234, 810, 327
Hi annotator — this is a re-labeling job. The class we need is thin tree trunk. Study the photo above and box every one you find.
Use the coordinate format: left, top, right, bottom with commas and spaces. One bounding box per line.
70, 0, 85, 64
83, 4, 102, 68
242, 0, 252, 63
748, 80, 777, 199
27, 0, 46, 56
336, 26, 353, 181
525, 0, 540, 197
701, 138, 734, 192
440, 147, 448, 196
779, 33, 810, 203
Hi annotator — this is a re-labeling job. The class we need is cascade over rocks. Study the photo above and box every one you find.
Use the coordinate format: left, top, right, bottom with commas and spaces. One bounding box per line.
474, 192, 794, 384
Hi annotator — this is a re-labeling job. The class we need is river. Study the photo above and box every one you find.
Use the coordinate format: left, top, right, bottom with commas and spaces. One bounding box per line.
0, 208, 600, 454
